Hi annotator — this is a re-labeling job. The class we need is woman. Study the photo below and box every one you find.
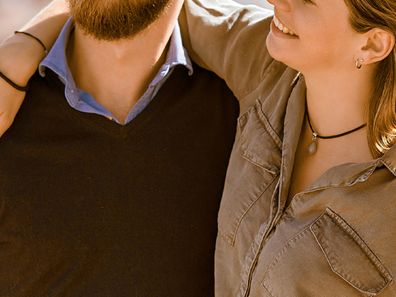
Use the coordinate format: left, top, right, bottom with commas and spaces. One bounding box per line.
0, 0, 395, 296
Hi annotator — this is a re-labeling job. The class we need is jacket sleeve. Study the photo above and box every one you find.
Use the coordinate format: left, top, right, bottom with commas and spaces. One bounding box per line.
180, 0, 275, 100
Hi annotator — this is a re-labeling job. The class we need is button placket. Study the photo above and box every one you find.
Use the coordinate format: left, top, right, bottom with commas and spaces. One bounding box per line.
237, 178, 281, 297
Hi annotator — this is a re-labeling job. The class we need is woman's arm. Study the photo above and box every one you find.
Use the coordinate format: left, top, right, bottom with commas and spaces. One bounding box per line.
0, 0, 273, 136
180, 0, 274, 100
0, 0, 69, 136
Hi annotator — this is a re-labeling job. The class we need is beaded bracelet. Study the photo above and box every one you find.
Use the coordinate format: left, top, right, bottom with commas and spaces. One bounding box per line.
0, 31, 47, 92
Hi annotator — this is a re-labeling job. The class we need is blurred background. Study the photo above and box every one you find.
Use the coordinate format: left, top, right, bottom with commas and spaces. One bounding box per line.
0, 0, 51, 40
0, 0, 273, 41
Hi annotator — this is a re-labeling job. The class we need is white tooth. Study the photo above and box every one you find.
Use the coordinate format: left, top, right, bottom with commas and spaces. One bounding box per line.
278, 22, 284, 31
274, 15, 296, 36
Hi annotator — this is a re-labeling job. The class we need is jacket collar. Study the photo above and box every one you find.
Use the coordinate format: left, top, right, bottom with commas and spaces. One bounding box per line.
380, 144, 396, 176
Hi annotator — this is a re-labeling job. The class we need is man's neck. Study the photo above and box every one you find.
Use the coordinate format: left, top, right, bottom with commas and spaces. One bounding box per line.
67, 0, 183, 124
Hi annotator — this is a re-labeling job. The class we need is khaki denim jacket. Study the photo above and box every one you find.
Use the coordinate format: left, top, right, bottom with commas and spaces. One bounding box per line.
182, 0, 396, 296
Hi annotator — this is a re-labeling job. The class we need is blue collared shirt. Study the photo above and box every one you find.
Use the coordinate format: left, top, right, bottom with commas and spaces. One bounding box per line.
39, 18, 193, 124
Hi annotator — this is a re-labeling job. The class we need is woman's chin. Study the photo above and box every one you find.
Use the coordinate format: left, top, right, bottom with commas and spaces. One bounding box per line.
266, 35, 302, 71
266, 36, 286, 62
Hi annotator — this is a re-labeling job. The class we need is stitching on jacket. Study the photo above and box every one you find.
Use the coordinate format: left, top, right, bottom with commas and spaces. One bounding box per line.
241, 154, 278, 175
239, 182, 279, 278
310, 208, 392, 295
261, 226, 312, 295
238, 100, 282, 173
238, 99, 282, 150
218, 174, 278, 246
256, 100, 282, 149
262, 280, 276, 297
237, 179, 281, 297
380, 157, 396, 176
282, 164, 379, 214
263, 227, 311, 276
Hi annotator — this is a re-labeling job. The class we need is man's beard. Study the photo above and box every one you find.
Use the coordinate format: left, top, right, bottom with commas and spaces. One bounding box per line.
68, 0, 170, 41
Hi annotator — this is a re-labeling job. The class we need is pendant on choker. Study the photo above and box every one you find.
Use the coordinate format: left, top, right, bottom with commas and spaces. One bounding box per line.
305, 103, 367, 155
307, 132, 318, 155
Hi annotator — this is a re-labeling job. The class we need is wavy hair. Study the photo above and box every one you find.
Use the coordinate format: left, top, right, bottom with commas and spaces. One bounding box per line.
344, 0, 396, 157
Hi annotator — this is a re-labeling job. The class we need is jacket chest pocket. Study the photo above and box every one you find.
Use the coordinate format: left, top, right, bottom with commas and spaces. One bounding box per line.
261, 208, 392, 297
218, 100, 281, 247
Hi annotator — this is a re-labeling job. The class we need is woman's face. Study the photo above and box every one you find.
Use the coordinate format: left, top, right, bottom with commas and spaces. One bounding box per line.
266, 0, 362, 73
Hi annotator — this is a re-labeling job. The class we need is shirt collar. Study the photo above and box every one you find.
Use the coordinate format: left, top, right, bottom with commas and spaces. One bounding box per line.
168, 22, 193, 76
302, 141, 396, 194
380, 144, 396, 176
39, 17, 193, 92
39, 18, 75, 86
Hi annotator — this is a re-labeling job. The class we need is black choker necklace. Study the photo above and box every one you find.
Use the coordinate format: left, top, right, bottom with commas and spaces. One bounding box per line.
306, 106, 367, 155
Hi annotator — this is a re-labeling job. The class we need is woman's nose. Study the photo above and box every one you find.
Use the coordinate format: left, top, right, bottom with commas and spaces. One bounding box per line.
267, 0, 292, 12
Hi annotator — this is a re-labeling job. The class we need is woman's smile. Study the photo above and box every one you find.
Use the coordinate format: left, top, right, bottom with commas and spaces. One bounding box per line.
273, 14, 298, 36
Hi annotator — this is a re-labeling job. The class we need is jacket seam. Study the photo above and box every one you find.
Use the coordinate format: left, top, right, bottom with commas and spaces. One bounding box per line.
219, 173, 279, 247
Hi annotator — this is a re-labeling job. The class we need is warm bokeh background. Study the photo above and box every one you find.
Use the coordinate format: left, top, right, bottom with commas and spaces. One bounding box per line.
0, 0, 273, 41
0, 0, 52, 40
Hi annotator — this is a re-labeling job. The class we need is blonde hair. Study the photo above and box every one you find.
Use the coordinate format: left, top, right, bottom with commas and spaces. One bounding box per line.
345, 0, 396, 157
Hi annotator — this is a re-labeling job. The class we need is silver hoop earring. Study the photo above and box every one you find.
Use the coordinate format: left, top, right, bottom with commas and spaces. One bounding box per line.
355, 58, 364, 69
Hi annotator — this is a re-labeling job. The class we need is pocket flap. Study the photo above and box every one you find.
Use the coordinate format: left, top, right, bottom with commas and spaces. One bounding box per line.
238, 100, 281, 172
310, 208, 392, 295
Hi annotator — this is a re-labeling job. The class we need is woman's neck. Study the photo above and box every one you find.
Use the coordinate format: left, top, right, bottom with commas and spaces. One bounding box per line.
302, 64, 376, 137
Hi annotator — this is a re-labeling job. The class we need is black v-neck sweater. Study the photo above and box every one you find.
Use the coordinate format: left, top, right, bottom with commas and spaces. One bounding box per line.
0, 65, 238, 297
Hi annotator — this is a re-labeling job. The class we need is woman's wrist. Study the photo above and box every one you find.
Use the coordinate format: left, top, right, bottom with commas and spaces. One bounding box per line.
0, 33, 47, 87
0, 0, 69, 88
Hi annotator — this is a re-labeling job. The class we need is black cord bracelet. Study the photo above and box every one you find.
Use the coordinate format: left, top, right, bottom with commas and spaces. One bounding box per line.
0, 31, 46, 92
0, 71, 28, 92
14, 31, 48, 55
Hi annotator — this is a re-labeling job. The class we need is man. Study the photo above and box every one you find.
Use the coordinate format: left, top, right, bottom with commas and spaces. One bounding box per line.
0, 0, 238, 296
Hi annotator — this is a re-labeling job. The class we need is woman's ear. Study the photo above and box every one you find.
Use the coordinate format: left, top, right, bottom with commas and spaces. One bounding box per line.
358, 28, 395, 65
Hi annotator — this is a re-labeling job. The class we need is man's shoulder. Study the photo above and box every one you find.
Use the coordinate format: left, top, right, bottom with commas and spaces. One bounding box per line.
21, 70, 69, 122
27, 70, 65, 97
186, 62, 236, 97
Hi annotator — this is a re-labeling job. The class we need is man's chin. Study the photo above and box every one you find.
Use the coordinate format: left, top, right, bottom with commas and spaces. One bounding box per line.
69, 0, 170, 41
78, 27, 141, 42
